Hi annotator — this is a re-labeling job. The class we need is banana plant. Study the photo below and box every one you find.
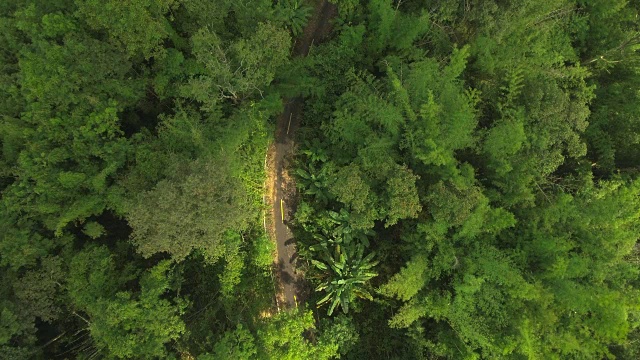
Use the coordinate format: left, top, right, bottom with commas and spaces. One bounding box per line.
325, 208, 373, 247
273, 0, 312, 36
301, 139, 329, 164
295, 163, 331, 205
312, 242, 378, 315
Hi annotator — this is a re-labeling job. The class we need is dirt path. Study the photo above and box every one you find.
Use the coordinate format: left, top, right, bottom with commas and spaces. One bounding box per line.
269, 0, 337, 309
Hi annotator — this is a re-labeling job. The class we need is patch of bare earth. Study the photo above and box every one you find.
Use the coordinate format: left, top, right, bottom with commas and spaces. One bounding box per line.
263, 143, 284, 310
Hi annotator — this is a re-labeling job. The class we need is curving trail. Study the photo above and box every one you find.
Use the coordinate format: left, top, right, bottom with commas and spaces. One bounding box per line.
270, 0, 337, 309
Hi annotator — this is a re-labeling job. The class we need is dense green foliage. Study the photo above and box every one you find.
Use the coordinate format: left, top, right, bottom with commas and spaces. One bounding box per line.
292, 0, 640, 358
0, 0, 347, 358
2, 0, 640, 359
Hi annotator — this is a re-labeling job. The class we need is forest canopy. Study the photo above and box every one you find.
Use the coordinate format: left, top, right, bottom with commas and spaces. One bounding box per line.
1, 0, 640, 359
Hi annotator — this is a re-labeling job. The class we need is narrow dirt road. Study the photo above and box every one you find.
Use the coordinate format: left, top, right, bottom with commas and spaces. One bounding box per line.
270, 0, 337, 309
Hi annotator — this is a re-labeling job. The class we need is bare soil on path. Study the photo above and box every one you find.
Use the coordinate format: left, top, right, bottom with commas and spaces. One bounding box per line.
268, 0, 337, 309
